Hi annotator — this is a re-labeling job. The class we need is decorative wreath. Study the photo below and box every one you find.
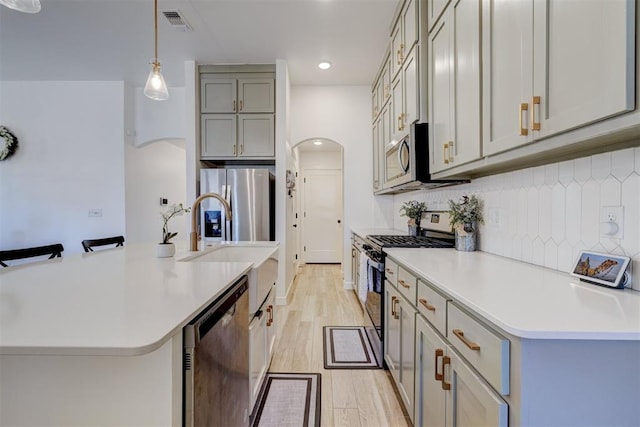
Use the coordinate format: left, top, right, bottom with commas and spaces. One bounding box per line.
0, 126, 18, 161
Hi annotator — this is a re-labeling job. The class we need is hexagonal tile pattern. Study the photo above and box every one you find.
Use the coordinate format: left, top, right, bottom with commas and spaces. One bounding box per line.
558, 159, 574, 186
591, 152, 611, 180
611, 148, 635, 180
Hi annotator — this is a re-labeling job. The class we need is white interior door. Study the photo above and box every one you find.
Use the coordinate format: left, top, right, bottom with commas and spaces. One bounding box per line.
302, 169, 343, 263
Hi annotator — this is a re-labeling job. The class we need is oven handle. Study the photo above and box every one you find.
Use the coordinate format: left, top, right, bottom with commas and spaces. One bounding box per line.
362, 251, 383, 271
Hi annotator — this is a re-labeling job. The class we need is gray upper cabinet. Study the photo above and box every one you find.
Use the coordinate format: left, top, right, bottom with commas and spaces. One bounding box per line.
199, 66, 276, 161
238, 79, 275, 113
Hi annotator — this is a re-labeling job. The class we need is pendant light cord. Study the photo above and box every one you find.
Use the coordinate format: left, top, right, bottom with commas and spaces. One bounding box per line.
154, 0, 158, 65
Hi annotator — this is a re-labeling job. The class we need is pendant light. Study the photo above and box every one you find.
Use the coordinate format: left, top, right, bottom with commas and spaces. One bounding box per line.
144, 0, 169, 100
0, 0, 41, 13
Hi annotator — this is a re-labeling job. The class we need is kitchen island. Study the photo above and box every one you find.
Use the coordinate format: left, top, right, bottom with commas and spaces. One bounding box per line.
0, 242, 255, 426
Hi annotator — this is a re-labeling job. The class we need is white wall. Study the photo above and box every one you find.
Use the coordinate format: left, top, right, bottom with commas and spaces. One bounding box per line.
124, 141, 187, 244
0, 81, 126, 255
298, 149, 342, 170
290, 85, 394, 286
393, 146, 640, 291
133, 87, 186, 147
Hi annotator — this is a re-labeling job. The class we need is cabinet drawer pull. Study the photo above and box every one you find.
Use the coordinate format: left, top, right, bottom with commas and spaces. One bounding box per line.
419, 298, 436, 312
239, 100, 244, 111
519, 102, 529, 136
434, 348, 444, 381
386, 268, 394, 276
452, 328, 481, 351
441, 356, 451, 390
398, 279, 410, 289
531, 96, 541, 130
443, 143, 449, 164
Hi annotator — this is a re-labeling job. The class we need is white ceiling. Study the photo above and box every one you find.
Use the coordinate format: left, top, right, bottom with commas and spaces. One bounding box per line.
0, 0, 398, 87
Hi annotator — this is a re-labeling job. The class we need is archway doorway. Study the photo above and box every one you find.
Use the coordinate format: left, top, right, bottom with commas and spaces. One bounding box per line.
294, 138, 344, 265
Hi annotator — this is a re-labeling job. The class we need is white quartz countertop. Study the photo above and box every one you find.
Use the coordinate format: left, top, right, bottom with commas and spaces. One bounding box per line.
0, 241, 261, 356
384, 248, 640, 340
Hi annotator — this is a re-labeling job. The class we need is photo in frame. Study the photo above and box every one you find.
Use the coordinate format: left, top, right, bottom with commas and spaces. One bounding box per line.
570, 250, 631, 289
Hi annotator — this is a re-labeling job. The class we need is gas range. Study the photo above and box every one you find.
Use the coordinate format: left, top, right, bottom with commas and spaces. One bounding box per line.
366, 234, 454, 251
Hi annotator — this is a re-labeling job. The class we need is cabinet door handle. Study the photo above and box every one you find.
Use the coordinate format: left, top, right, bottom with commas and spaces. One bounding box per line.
452, 328, 481, 351
393, 297, 400, 319
397, 115, 403, 131
519, 102, 529, 136
419, 298, 436, 312
233, 100, 236, 112
399, 43, 405, 63
398, 279, 410, 289
233, 144, 237, 155
397, 48, 403, 65
434, 349, 444, 381
239, 100, 243, 111
386, 268, 394, 276
267, 305, 273, 326
444, 143, 450, 164
391, 296, 397, 317
448, 140, 455, 163
240, 144, 244, 155
531, 96, 541, 130
441, 356, 451, 390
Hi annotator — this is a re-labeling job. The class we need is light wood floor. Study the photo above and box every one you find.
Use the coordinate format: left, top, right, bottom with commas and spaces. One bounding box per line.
270, 264, 410, 427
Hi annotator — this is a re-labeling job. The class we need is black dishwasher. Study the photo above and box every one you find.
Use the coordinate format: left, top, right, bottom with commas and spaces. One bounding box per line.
183, 276, 249, 427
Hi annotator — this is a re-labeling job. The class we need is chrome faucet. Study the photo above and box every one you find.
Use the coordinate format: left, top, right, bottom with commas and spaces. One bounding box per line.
190, 192, 232, 251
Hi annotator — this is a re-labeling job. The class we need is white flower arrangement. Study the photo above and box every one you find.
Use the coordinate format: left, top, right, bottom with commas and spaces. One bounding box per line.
161, 203, 191, 244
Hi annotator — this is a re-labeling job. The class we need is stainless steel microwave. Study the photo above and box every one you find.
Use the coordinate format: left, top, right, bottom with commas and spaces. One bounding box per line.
381, 123, 466, 194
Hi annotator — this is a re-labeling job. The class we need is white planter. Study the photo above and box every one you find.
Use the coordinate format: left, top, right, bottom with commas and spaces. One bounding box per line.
156, 243, 175, 258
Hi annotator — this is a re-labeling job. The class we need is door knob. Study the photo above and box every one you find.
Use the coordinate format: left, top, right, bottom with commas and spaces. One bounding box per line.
337, 220, 342, 224
293, 224, 297, 228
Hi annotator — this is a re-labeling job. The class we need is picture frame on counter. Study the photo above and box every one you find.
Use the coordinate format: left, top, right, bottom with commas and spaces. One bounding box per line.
570, 250, 631, 289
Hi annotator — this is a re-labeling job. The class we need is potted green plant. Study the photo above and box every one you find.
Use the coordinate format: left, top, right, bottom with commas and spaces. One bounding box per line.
400, 200, 428, 236
447, 195, 484, 251
158, 203, 191, 258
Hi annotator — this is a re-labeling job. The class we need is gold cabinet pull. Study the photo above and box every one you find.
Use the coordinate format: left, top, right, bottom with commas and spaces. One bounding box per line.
397, 115, 403, 131
233, 100, 236, 112
448, 140, 455, 163
452, 328, 481, 351
239, 100, 243, 111
434, 349, 444, 381
419, 298, 436, 312
397, 48, 403, 65
233, 144, 237, 155
240, 144, 244, 155
399, 43, 405, 63
441, 356, 451, 390
393, 297, 400, 319
444, 143, 450, 164
398, 279, 410, 289
519, 103, 529, 136
386, 268, 394, 276
266, 305, 273, 326
531, 96, 541, 130
384, 84, 389, 99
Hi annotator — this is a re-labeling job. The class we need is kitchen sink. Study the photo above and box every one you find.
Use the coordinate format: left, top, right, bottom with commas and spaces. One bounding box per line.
179, 242, 278, 315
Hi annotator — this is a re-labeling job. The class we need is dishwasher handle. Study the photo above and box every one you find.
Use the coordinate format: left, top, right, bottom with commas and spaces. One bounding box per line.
191, 276, 248, 343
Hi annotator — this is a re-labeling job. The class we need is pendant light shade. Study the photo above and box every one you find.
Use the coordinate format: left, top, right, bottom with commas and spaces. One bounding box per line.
144, 0, 169, 101
144, 61, 169, 101
0, 0, 41, 13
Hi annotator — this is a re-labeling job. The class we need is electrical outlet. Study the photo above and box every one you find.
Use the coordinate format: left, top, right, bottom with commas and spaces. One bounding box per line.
88, 208, 103, 218
600, 206, 623, 238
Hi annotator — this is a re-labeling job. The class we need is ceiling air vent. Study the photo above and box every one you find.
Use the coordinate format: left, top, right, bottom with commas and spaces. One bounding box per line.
161, 10, 193, 32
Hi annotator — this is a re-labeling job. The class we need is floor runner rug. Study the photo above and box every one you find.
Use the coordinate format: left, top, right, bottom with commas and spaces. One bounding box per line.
252, 372, 321, 427
323, 326, 378, 369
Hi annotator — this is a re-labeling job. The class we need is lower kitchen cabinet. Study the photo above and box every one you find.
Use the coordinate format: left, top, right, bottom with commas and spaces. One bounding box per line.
385, 281, 416, 423
415, 310, 508, 427
249, 286, 276, 411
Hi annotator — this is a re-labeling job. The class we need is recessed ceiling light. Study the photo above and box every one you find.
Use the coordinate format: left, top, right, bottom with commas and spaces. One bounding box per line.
318, 62, 332, 70
314, 141, 323, 146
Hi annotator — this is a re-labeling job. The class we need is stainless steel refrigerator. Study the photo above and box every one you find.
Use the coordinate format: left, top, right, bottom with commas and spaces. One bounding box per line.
200, 168, 275, 242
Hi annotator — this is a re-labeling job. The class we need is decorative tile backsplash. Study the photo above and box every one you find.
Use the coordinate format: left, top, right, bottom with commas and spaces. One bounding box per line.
393, 146, 640, 291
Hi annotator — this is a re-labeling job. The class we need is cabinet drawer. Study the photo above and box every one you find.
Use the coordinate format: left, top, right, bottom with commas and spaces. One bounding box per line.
416, 279, 448, 336
448, 303, 510, 395
385, 257, 398, 287
397, 266, 417, 302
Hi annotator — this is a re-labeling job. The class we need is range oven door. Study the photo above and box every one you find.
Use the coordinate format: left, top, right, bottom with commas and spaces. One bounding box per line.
362, 249, 384, 368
